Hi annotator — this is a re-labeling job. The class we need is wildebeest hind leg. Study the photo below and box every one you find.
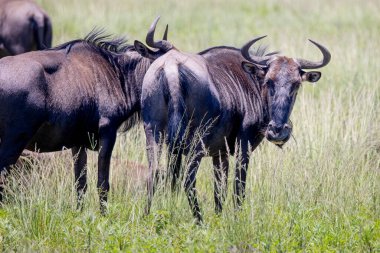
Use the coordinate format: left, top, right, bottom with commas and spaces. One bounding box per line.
168, 144, 183, 192
4, 42, 28, 56
97, 122, 117, 215
144, 124, 164, 216
213, 153, 229, 214
72, 146, 87, 210
184, 153, 203, 223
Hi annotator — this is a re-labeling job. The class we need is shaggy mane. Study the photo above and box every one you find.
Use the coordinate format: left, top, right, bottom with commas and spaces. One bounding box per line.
51, 28, 133, 55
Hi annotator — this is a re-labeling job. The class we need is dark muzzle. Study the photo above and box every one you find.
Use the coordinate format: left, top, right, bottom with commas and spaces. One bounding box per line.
265, 120, 292, 145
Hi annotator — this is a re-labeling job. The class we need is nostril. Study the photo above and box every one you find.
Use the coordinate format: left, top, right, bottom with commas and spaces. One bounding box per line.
268, 122, 274, 128
283, 124, 291, 130
274, 126, 282, 134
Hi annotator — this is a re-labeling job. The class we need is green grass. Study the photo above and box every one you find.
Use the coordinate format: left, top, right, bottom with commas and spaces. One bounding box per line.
0, 0, 379, 251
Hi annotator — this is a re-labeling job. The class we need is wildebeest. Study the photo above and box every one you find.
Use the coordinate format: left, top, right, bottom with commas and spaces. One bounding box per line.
0, 29, 169, 212
136, 18, 330, 222
0, 0, 52, 57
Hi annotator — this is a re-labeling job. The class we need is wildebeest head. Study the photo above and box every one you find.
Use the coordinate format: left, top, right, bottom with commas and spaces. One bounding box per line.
241, 36, 331, 146
134, 16, 174, 60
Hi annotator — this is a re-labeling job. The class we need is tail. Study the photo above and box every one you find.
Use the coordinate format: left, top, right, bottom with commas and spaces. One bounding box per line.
167, 99, 187, 153
163, 67, 187, 190
32, 14, 53, 50
161, 68, 187, 153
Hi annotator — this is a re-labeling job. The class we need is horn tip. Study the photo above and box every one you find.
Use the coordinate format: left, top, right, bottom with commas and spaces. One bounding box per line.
257, 35, 267, 40
163, 24, 169, 40
152, 16, 161, 25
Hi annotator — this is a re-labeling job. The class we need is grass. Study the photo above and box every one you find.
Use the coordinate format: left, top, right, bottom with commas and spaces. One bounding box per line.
0, 0, 379, 251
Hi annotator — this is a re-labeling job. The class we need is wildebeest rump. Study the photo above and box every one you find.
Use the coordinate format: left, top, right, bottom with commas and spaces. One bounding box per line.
0, 0, 52, 57
136, 18, 331, 222
0, 30, 156, 212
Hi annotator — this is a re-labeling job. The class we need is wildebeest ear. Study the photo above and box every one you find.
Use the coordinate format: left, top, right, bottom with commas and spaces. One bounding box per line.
302, 71, 322, 83
242, 61, 265, 77
134, 40, 155, 58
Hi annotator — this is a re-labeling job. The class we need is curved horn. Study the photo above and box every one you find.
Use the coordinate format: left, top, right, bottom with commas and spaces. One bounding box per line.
146, 16, 173, 51
241, 35, 272, 66
296, 39, 331, 69
163, 24, 168, 41
145, 16, 160, 47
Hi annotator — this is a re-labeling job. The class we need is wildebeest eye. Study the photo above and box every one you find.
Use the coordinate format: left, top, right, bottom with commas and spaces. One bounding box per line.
292, 81, 301, 87
266, 79, 274, 87
293, 81, 301, 89
266, 80, 275, 96
290, 84, 299, 96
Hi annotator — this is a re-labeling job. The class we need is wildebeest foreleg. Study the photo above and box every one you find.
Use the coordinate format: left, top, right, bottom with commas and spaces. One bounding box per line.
213, 153, 229, 214
184, 153, 203, 223
72, 146, 87, 209
233, 140, 250, 209
0, 168, 8, 204
97, 123, 117, 215
0, 129, 38, 203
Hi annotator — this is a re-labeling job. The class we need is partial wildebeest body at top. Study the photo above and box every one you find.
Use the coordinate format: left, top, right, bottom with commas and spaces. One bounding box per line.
0, 0, 52, 57
136, 17, 331, 222
0, 30, 155, 212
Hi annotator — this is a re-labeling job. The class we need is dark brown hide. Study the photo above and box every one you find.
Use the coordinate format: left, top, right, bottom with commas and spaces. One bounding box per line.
141, 47, 266, 222
138, 23, 330, 222
0, 0, 52, 57
0, 31, 151, 212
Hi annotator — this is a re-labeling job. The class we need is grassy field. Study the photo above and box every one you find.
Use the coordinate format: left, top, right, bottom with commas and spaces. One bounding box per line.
0, 0, 379, 251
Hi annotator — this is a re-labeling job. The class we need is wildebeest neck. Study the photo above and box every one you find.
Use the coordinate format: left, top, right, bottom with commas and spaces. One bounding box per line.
50, 31, 151, 131
202, 47, 269, 133
117, 48, 152, 130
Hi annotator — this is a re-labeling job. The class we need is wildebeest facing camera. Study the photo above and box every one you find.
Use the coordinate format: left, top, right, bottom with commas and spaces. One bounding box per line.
137, 17, 330, 223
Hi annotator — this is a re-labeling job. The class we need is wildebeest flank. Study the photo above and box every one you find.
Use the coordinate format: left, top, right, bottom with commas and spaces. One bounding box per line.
0, 0, 52, 57
0, 30, 154, 212
137, 18, 331, 222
